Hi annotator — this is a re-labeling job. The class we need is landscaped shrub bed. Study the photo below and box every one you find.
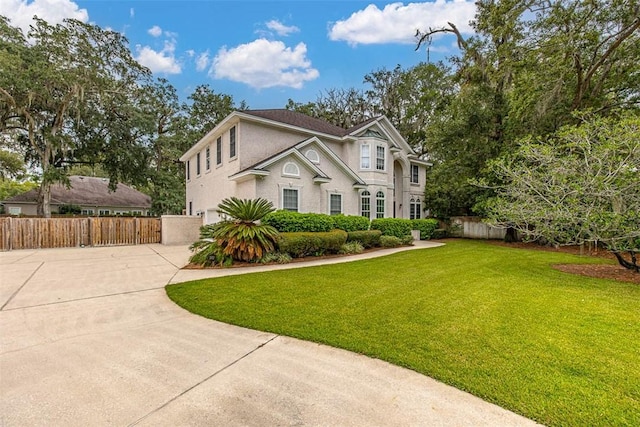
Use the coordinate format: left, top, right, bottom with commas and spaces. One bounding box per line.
263, 210, 336, 232
346, 230, 382, 248
371, 218, 413, 238
411, 219, 439, 240
276, 229, 348, 257
332, 214, 370, 232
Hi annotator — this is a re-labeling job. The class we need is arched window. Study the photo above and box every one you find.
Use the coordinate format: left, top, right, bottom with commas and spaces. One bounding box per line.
305, 149, 320, 163
282, 162, 300, 177
376, 191, 385, 218
360, 191, 371, 218
410, 197, 421, 220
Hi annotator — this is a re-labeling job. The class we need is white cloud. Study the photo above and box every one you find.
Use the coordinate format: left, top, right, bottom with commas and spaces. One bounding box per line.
196, 51, 210, 72
265, 20, 300, 36
148, 25, 162, 37
0, 0, 88, 33
186, 49, 195, 58
135, 40, 181, 74
328, 1, 476, 45
130, 8, 134, 18
212, 39, 319, 89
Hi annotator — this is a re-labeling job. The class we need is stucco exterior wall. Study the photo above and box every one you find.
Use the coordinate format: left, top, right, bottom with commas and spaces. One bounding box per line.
161, 215, 203, 245
239, 121, 312, 169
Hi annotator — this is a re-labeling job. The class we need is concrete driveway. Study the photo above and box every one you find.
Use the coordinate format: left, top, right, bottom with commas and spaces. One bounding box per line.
0, 243, 539, 426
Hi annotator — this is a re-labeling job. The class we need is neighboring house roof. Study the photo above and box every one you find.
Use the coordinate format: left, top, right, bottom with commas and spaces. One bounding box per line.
2, 176, 151, 208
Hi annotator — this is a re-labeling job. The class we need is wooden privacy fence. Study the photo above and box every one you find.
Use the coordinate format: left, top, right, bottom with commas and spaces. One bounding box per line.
0, 217, 161, 251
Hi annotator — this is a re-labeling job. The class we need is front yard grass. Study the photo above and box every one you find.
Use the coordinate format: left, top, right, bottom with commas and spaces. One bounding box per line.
166, 239, 640, 426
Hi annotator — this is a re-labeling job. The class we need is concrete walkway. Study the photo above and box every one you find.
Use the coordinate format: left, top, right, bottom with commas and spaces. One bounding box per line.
0, 242, 540, 426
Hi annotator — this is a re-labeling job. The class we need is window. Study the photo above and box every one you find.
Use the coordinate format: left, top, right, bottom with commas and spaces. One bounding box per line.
188, 201, 193, 216
360, 191, 370, 218
99, 209, 110, 216
229, 126, 236, 158
8, 206, 21, 215
81, 209, 94, 215
305, 149, 320, 163
282, 188, 299, 212
186, 160, 190, 180
361, 144, 370, 169
282, 162, 300, 177
410, 198, 421, 220
411, 164, 419, 184
205, 146, 211, 171
376, 146, 385, 170
216, 137, 222, 165
329, 194, 342, 215
196, 152, 202, 175
376, 191, 385, 218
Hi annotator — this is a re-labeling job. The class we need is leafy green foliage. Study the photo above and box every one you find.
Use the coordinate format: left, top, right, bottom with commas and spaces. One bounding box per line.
262, 210, 336, 232
370, 218, 413, 238
259, 252, 292, 265
331, 214, 370, 232
188, 223, 232, 267
480, 113, 640, 271
380, 235, 404, 248
338, 241, 364, 255
212, 198, 279, 262
346, 230, 382, 248
411, 219, 439, 240
276, 230, 348, 258
0, 178, 38, 202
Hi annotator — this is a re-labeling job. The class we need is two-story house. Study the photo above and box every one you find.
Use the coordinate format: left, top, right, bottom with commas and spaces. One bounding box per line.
180, 109, 429, 223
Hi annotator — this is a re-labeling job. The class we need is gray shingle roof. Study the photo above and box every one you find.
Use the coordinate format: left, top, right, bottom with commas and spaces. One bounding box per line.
3, 176, 151, 208
243, 109, 352, 137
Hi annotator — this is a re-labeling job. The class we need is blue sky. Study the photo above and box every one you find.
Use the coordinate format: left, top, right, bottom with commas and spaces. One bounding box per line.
1, 0, 477, 109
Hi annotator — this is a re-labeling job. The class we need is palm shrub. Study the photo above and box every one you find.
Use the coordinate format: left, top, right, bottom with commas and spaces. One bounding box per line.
189, 223, 232, 267
213, 197, 280, 262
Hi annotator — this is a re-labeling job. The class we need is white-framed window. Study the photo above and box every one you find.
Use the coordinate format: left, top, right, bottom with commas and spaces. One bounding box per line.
99, 209, 110, 216
376, 191, 385, 218
131, 210, 142, 216
376, 146, 385, 170
205, 146, 211, 171
216, 137, 222, 165
305, 149, 320, 163
411, 164, 419, 184
229, 126, 236, 158
329, 193, 342, 215
410, 197, 421, 220
8, 206, 21, 215
81, 209, 94, 215
186, 160, 191, 181
196, 152, 201, 176
360, 191, 371, 218
282, 162, 300, 177
282, 188, 299, 212
361, 144, 370, 169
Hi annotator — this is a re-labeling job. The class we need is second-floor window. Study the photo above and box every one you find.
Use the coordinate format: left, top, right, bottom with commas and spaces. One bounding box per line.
186, 160, 190, 180
196, 152, 201, 175
411, 164, 419, 184
216, 137, 222, 165
205, 147, 211, 171
229, 126, 236, 158
361, 144, 370, 169
376, 146, 385, 170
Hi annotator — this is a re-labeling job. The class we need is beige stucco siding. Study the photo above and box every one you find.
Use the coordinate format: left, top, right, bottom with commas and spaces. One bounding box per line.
239, 122, 310, 170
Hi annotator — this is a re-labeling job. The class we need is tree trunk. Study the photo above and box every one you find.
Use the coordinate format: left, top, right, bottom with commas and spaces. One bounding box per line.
612, 251, 640, 273
36, 181, 52, 218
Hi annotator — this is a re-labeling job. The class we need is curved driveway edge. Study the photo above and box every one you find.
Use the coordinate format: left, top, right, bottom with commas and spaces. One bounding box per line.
0, 242, 540, 426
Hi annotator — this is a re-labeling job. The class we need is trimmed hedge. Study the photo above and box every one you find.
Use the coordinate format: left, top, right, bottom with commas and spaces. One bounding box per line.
346, 230, 382, 248
380, 235, 403, 247
332, 214, 370, 232
263, 210, 335, 232
371, 218, 413, 238
276, 229, 348, 258
411, 219, 439, 240
263, 210, 371, 233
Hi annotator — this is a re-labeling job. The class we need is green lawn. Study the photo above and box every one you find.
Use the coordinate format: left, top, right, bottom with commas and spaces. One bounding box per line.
166, 240, 640, 426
